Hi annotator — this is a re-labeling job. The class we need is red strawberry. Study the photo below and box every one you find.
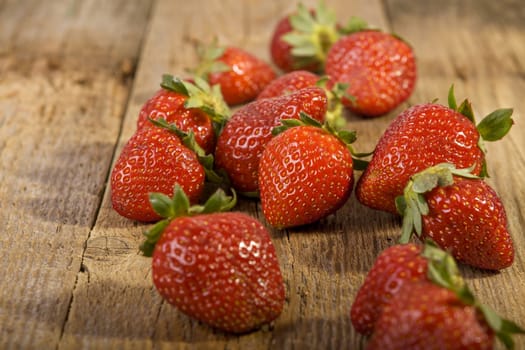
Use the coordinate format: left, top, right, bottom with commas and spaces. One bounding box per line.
257, 70, 319, 100
110, 127, 205, 222
192, 44, 276, 106
258, 114, 355, 228
356, 242, 524, 349
325, 30, 417, 117
367, 281, 494, 350
214, 87, 328, 194
397, 163, 515, 270
350, 243, 427, 335
142, 187, 285, 334
270, 2, 346, 72
136, 75, 230, 154
356, 87, 514, 214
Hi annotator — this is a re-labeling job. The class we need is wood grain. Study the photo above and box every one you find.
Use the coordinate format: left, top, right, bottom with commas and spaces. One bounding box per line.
0, 0, 523, 349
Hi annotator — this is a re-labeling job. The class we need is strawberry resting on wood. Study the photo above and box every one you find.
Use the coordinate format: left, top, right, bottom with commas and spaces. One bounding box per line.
356, 86, 514, 214
141, 186, 286, 334
258, 113, 364, 228
396, 163, 515, 270
351, 242, 524, 349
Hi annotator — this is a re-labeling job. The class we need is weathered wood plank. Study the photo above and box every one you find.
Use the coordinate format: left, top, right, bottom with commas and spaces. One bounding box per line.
0, 0, 153, 348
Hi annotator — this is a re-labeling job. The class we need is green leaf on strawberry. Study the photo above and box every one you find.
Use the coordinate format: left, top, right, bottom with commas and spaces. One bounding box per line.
281, 2, 340, 71
141, 185, 237, 256
422, 241, 525, 349
447, 85, 514, 177
161, 74, 231, 130
397, 163, 479, 243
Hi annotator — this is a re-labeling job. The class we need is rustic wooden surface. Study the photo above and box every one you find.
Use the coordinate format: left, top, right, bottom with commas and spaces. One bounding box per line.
0, 0, 523, 349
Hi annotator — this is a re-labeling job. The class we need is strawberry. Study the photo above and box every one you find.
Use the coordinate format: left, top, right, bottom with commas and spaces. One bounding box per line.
356, 87, 514, 214
110, 127, 205, 222
396, 163, 515, 270
325, 30, 417, 117
257, 70, 319, 100
258, 114, 357, 228
136, 75, 231, 154
214, 87, 328, 194
350, 243, 428, 335
269, 2, 342, 72
141, 186, 285, 334
367, 281, 495, 350
355, 242, 524, 349
191, 44, 276, 106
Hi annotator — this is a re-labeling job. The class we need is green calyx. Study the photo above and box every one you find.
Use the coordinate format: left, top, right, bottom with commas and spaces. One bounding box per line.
282, 2, 343, 71
140, 185, 237, 257
447, 85, 514, 177
189, 40, 231, 79
148, 117, 223, 184
396, 163, 479, 244
316, 76, 355, 130
160, 74, 231, 132
272, 112, 371, 170
421, 241, 525, 349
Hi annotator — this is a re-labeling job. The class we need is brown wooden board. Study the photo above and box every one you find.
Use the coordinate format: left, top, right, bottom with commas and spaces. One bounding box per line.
0, 0, 523, 349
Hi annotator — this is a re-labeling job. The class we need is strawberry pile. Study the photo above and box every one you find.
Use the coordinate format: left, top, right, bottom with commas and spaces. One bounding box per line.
108, 1, 523, 347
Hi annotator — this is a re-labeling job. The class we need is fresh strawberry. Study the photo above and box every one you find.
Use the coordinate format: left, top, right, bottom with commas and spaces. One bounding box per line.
350, 243, 427, 335
356, 87, 514, 214
136, 75, 230, 154
367, 281, 495, 350
325, 30, 417, 117
191, 44, 276, 106
214, 87, 328, 194
258, 114, 357, 228
141, 186, 285, 334
110, 127, 205, 222
357, 242, 524, 349
257, 70, 319, 100
397, 163, 515, 270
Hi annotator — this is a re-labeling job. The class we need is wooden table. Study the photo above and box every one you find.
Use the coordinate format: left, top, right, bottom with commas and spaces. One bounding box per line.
1, 0, 524, 349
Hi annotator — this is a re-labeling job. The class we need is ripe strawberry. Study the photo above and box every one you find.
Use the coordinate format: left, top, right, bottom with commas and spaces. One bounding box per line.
214, 87, 328, 194
350, 243, 428, 335
397, 163, 515, 270
136, 75, 230, 154
367, 281, 494, 350
192, 44, 276, 106
325, 30, 417, 117
257, 70, 319, 100
356, 87, 514, 214
142, 186, 285, 334
269, 2, 341, 72
355, 242, 524, 349
110, 127, 205, 222
258, 114, 356, 228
